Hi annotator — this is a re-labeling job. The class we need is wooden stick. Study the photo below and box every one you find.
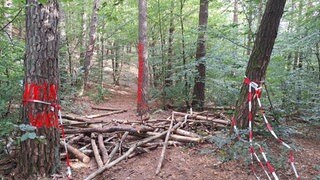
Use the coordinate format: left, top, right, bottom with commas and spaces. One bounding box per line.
91, 106, 127, 111
106, 131, 129, 164
63, 120, 111, 127
98, 134, 109, 164
68, 134, 84, 145
91, 134, 103, 168
172, 111, 229, 125
175, 128, 201, 138
86, 110, 127, 119
84, 121, 184, 180
140, 141, 182, 147
60, 142, 90, 163
204, 106, 235, 110
62, 114, 91, 122
146, 132, 202, 143
156, 117, 174, 175
64, 126, 153, 134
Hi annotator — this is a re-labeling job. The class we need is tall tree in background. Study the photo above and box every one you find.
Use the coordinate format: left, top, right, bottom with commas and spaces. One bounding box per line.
165, 1, 175, 88
192, 0, 209, 111
137, 0, 148, 117
83, 0, 99, 90
4, 0, 12, 39
234, 0, 286, 128
20, 0, 60, 176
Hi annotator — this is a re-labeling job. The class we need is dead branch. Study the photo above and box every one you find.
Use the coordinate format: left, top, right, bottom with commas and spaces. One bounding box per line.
62, 114, 91, 122
63, 120, 111, 127
204, 106, 235, 110
91, 106, 127, 111
175, 128, 201, 138
60, 142, 90, 163
98, 134, 109, 163
68, 134, 84, 145
156, 117, 174, 175
146, 132, 202, 143
84, 121, 184, 180
64, 125, 153, 134
173, 111, 229, 125
91, 134, 103, 168
86, 110, 127, 119
107, 131, 129, 164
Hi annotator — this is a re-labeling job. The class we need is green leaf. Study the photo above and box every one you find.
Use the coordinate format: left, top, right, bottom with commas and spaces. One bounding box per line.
20, 133, 29, 141
28, 132, 37, 139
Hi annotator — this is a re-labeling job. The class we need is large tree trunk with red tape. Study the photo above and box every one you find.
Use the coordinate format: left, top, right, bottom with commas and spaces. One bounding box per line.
19, 0, 60, 177
137, 0, 149, 116
234, 0, 286, 128
191, 0, 209, 111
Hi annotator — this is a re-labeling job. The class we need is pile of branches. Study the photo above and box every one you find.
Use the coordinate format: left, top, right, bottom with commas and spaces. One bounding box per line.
61, 106, 230, 180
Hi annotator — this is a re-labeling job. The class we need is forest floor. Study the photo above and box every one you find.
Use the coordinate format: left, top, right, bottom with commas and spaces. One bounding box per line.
66, 84, 320, 180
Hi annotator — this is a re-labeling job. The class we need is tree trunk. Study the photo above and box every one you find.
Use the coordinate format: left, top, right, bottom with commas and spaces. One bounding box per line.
83, 0, 100, 89
100, 21, 105, 87
246, 1, 254, 55
80, 0, 87, 66
191, 0, 209, 111
179, 0, 190, 107
165, 1, 175, 87
233, 0, 238, 24
137, 0, 149, 116
234, 0, 286, 128
156, 0, 166, 108
20, 0, 60, 177
4, 0, 13, 40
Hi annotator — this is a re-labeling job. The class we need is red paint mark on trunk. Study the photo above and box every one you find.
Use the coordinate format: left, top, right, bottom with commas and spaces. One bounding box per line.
137, 42, 145, 112
23, 83, 59, 128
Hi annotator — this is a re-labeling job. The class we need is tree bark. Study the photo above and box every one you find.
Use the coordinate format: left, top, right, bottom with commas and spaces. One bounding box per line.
165, 1, 175, 87
83, 0, 100, 89
191, 0, 209, 111
80, 0, 87, 66
137, 0, 149, 116
20, 0, 60, 177
234, 0, 286, 128
4, 0, 12, 40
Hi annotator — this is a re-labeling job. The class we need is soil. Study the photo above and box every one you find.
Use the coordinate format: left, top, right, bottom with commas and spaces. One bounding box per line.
67, 85, 319, 180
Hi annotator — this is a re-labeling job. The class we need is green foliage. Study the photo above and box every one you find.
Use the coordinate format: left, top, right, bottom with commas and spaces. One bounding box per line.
87, 85, 111, 103
17, 124, 46, 144
0, 2, 24, 152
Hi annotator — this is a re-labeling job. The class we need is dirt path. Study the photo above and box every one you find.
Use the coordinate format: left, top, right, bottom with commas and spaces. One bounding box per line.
69, 86, 320, 180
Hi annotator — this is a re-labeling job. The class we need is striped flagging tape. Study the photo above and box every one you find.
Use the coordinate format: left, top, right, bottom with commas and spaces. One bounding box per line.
231, 77, 300, 180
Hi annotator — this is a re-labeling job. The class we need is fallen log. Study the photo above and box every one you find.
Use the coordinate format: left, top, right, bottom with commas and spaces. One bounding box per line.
175, 128, 201, 138
86, 110, 127, 119
91, 106, 127, 112
60, 142, 90, 163
98, 134, 109, 163
84, 121, 184, 180
204, 106, 235, 110
68, 134, 84, 145
91, 134, 103, 168
146, 132, 202, 143
63, 120, 111, 127
64, 125, 153, 134
62, 114, 91, 122
107, 131, 129, 164
173, 111, 229, 125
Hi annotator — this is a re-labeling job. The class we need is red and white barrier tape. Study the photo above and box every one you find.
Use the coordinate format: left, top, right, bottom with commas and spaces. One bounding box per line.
231, 77, 300, 180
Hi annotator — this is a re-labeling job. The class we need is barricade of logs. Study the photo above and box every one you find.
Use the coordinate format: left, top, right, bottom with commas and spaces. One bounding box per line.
61, 107, 230, 180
